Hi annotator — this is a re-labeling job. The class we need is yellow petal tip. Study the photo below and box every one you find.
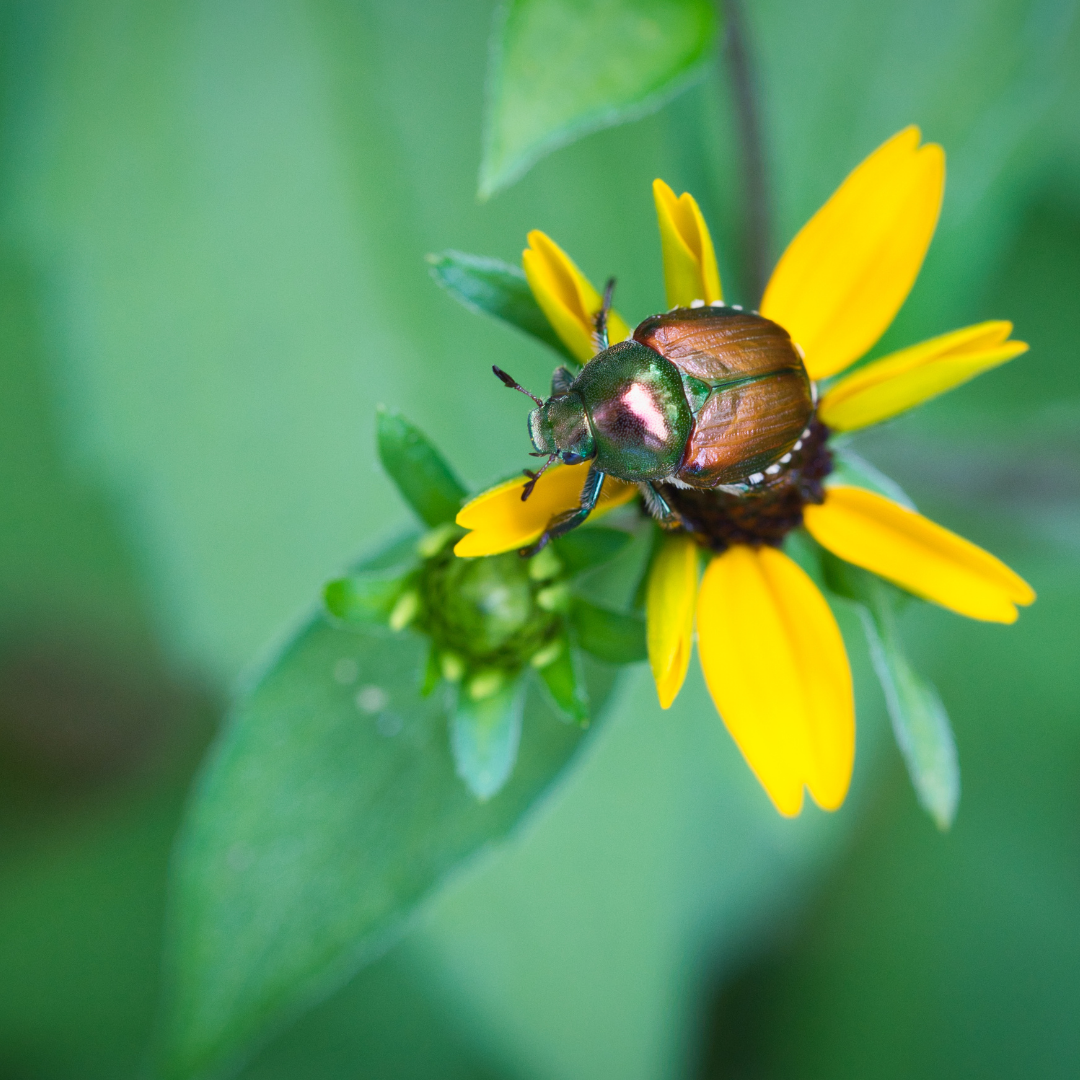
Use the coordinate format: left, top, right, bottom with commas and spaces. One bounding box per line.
653, 178, 722, 307
696, 546, 853, 820
768, 785, 805, 818
805, 487, 1036, 623
646, 533, 699, 711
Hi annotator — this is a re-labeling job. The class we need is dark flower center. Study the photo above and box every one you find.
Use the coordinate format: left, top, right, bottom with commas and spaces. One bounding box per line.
663, 419, 833, 552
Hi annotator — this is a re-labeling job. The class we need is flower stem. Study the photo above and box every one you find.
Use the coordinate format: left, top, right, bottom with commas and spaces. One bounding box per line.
720, 0, 771, 304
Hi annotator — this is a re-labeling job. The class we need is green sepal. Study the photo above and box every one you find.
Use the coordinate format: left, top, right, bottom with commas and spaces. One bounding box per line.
570, 598, 647, 664
324, 567, 412, 625
536, 640, 590, 725
376, 407, 468, 527
823, 552, 960, 830
427, 250, 576, 363
553, 526, 633, 576
451, 679, 526, 800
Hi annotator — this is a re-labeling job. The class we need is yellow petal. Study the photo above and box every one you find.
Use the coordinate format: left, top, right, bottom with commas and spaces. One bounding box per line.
761, 127, 945, 380
696, 545, 854, 816
522, 231, 632, 364
454, 462, 637, 557
652, 179, 723, 308
803, 486, 1036, 623
819, 321, 1028, 431
645, 532, 700, 709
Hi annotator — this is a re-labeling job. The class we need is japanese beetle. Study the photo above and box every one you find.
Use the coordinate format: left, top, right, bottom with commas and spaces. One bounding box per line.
495, 287, 813, 552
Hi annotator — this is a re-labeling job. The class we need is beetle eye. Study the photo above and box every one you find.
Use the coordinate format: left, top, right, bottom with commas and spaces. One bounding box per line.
561, 451, 585, 465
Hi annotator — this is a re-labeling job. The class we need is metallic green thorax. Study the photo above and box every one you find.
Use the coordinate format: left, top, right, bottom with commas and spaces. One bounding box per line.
529, 340, 693, 481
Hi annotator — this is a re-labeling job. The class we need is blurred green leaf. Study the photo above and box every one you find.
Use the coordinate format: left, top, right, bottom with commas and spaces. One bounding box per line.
237, 946, 509, 1080
480, 0, 718, 197
324, 567, 412, 624
824, 554, 959, 829
536, 638, 590, 724
554, 526, 634, 575
571, 598, 647, 663
159, 601, 617, 1079
451, 681, 525, 799
376, 409, 468, 527
428, 251, 575, 362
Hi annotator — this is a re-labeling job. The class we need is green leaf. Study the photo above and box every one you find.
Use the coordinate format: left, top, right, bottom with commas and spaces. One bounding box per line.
158, 605, 618, 1079
324, 567, 412, 624
823, 554, 960, 830
553, 526, 633, 575
451, 680, 526, 800
571, 598, 647, 664
376, 408, 468, 527
427, 250, 576, 362
536, 639, 590, 724
480, 0, 718, 197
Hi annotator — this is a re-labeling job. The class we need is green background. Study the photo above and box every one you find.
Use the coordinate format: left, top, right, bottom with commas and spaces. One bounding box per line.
0, 0, 1077, 1076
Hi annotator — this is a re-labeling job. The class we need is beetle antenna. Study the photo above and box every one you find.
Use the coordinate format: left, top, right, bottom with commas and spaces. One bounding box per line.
492, 365, 544, 407
593, 277, 615, 351
521, 453, 558, 501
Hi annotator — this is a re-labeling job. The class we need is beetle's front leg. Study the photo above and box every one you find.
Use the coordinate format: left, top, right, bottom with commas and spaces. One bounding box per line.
521, 464, 605, 555
551, 365, 574, 395
640, 481, 687, 530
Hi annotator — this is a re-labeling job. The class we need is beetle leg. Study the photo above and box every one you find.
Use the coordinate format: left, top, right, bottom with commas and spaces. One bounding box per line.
521, 464, 605, 555
551, 365, 575, 395
640, 481, 687, 530
591, 277, 616, 353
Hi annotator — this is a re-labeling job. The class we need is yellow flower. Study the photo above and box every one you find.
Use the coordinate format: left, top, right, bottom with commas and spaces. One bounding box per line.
454, 460, 637, 557
455, 126, 1034, 816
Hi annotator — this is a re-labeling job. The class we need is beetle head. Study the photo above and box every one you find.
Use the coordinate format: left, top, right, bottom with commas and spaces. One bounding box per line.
529, 394, 595, 464
491, 365, 597, 500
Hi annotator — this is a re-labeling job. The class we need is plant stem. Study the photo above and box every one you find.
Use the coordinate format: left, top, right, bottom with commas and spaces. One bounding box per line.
720, 0, 771, 304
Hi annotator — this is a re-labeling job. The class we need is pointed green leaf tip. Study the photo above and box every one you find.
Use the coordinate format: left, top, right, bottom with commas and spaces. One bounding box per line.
823, 554, 960, 830
480, 0, 718, 198
428, 250, 576, 362
376, 407, 467, 527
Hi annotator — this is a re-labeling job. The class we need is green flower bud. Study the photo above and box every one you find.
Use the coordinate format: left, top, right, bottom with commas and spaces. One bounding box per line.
418, 549, 558, 672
